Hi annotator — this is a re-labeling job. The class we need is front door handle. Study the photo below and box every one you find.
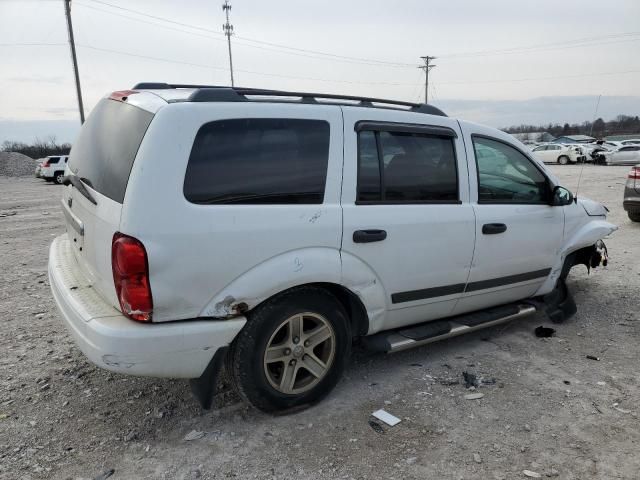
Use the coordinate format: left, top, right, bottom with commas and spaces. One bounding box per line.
353, 229, 387, 243
482, 223, 507, 235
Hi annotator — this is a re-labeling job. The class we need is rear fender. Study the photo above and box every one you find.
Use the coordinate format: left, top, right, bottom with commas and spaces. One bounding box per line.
200, 247, 342, 317
535, 219, 617, 295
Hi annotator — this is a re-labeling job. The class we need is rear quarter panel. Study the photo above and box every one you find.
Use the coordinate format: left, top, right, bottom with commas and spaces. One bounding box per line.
120, 102, 345, 322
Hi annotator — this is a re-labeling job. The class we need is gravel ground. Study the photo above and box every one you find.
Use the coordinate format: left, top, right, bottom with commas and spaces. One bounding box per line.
0, 166, 638, 480
0, 153, 39, 177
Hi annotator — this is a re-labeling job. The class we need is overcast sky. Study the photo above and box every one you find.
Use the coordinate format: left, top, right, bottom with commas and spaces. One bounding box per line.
1, 0, 639, 143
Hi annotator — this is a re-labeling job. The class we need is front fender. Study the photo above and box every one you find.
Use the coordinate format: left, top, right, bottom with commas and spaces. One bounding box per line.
200, 247, 343, 317
535, 219, 617, 295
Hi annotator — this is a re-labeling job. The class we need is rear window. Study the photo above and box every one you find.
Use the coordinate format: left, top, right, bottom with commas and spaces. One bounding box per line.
68, 98, 153, 203
184, 118, 330, 204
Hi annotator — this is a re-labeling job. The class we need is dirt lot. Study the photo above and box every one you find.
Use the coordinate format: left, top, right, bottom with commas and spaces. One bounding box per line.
1, 166, 638, 480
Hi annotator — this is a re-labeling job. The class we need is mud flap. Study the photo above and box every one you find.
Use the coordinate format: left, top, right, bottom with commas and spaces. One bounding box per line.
543, 279, 577, 324
189, 347, 228, 410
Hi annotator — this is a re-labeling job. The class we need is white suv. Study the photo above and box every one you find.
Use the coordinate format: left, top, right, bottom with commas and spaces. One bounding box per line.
39, 155, 69, 183
49, 84, 616, 412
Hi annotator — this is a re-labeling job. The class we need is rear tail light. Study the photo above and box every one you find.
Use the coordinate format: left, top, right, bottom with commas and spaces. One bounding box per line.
112, 233, 153, 322
42, 161, 49, 167
628, 167, 640, 180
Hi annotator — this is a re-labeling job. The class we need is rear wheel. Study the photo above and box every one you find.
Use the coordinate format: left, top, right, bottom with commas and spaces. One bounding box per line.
628, 211, 640, 222
54, 172, 65, 184
557, 155, 569, 165
229, 287, 350, 412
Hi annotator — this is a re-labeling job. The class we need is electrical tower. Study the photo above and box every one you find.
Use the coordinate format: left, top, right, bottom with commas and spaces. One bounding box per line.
418, 56, 437, 104
222, 0, 235, 87
63, 0, 85, 123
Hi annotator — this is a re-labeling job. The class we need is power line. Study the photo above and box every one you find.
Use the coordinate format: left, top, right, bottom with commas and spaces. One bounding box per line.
439, 31, 640, 59
76, 0, 640, 69
80, 0, 415, 68
74, 42, 640, 88
0, 43, 66, 47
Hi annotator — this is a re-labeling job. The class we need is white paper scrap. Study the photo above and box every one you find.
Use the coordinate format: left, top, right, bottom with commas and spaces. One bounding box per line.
372, 409, 401, 426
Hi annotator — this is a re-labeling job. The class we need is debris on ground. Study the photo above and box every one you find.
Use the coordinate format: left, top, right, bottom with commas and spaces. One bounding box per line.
462, 371, 496, 388
523, 470, 542, 478
473, 453, 482, 463
372, 409, 401, 426
586, 355, 600, 361
183, 430, 205, 441
464, 393, 485, 400
437, 377, 460, 386
93, 469, 115, 480
534, 326, 556, 338
368, 420, 385, 434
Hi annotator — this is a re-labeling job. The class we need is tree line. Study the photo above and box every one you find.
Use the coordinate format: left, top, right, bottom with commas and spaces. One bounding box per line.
503, 114, 640, 138
1, 136, 71, 159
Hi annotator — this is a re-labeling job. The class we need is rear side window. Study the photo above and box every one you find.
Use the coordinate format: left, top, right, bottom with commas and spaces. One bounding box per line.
184, 118, 330, 204
68, 99, 153, 203
357, 128, 458, 203
48, 157, 60, 164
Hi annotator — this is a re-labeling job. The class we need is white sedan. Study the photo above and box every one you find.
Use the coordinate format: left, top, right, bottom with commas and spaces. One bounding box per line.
600, 145, 640, 166
531, 144, 585, 165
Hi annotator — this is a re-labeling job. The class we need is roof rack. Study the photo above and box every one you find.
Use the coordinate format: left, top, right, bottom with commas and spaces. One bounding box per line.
132, 82, 447, 117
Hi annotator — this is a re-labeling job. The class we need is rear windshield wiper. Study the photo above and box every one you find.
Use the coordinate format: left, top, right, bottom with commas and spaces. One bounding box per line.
62, 174, 97, 205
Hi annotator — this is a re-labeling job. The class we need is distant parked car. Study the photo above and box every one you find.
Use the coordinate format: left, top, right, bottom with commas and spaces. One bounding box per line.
531, 144, 585, 165
600, 146, 640, 166
39, 155, 69, 184
623, 165, 640, 222
620, 139, 640, 146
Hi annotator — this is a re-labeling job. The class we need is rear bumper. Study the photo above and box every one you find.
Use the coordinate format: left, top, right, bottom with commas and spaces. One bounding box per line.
48, 234, 246, 378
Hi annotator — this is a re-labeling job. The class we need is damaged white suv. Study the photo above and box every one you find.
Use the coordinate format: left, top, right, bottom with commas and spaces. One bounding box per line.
49, 84, 616, 412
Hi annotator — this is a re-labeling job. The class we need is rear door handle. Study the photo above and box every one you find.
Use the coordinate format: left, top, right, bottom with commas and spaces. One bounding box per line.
482, 223, 507, 235
353, 229, 387, 243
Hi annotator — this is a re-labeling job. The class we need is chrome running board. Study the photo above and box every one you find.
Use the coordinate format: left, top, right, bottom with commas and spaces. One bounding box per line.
363, 303, 537, 353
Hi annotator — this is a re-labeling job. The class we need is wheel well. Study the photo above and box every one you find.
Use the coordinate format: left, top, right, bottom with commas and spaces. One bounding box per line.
249, 283, 370, 338
313, 283, 369, 337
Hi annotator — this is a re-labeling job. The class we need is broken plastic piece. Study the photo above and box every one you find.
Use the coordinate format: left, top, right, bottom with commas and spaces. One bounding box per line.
372, 409, 401, 426
535, 326, 556, 338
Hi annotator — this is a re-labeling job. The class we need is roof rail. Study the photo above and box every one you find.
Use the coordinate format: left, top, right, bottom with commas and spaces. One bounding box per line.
131, 83, 447, 116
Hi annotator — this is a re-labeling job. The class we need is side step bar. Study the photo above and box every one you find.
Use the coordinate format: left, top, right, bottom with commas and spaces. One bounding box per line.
363, 303, 537, 353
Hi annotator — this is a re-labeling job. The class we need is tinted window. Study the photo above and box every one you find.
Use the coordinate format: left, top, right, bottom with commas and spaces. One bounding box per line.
532, 146, 546, 152
48, 157, 60, 164
357, 129, 458, 203
68, 99, 153, 203
184, 118, 330, 204
473, 136, 550, 204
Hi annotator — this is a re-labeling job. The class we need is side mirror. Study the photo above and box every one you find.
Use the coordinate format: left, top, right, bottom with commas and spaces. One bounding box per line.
551, 185, 574, 206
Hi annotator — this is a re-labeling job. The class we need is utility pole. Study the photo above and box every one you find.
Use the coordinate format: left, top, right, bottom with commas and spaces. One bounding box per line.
63, 0, 85, 123
222, 0, 235, 87
418, 56, 437, 104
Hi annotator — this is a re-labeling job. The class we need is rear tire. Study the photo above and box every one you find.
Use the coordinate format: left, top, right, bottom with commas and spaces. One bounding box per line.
54, 172, 65, 184
229, 287, 351, 412
628, 211, 640, 222
557, 155, 569, 165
